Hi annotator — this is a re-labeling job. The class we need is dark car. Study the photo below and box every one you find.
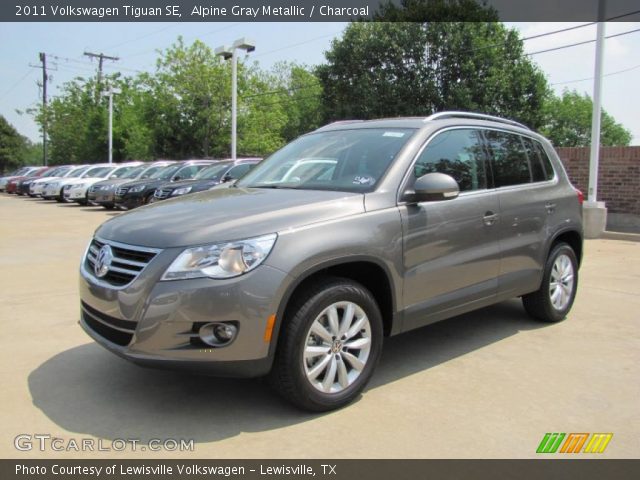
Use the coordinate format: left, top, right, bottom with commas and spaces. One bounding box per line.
152, 158, 261, 202
88, 161, 175, 209
114, 160, 217, 210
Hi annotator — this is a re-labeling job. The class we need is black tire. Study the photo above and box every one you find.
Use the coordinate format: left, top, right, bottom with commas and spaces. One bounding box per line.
103, 204, 115, 210
523, 242, 578, 322
269, 276, 383, 412
143, 192, 154, 205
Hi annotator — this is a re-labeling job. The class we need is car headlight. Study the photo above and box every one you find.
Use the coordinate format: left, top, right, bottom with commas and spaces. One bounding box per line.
129, 184, 146, 192
172, 186, 192, 196
161, 233, 277, 280
63, 184, 74, 190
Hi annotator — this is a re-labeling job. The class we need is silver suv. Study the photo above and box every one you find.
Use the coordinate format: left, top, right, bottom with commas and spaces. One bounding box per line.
79, 112, 583, 411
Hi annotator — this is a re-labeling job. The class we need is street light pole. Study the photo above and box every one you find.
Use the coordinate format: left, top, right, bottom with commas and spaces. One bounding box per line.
231, 48, 238, 161
215, 38, 255, 162
102, 86, 121, 164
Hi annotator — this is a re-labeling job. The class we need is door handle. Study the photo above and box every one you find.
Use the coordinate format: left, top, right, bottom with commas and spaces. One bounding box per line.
545, 202, 556, 214
483, 211, 498, 226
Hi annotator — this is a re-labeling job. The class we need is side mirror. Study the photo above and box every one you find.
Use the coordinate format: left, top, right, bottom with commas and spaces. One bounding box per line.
172, 176, 181, 181
221, 174, 233, 183
408, 172, 459, 202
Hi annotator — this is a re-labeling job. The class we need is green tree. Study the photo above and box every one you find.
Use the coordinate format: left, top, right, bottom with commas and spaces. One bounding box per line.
0, 115, 32, 172
316, 21, 549, 128
541, 90, 632, 147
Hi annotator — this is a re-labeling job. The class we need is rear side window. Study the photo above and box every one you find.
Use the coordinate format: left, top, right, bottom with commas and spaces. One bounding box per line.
521, 137, 547, 182
533, 141, 555, 181
414, 129, 488, 192
485, 130, 533, 187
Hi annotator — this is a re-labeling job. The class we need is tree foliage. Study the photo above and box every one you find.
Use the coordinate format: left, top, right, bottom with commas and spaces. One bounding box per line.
541, 90, 632, 147
29, 39, 321, 164
317, 21, 550, 128
0, 115, 39, 172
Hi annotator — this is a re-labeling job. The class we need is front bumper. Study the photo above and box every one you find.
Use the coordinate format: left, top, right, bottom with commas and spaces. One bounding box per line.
88, 190, 115, 206
114, 192, 145, 209
79, 246, 290, 377
65, 188, 88, 201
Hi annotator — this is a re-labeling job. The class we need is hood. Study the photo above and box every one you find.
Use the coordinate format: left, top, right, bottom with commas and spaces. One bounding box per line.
93, 178, 133, 188
120, 178, 166, 189
96, 187, 365, 248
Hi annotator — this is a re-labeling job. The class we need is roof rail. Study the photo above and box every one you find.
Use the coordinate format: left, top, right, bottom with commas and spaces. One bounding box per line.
326, 119, 365, 126
424, 111, 530, 130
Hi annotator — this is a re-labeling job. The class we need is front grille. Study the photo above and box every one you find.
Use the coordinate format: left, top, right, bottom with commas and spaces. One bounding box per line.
85, 237, 160, 288
115, 186, 129, 196
154, 188, 172, 199
81, 301, 136, 346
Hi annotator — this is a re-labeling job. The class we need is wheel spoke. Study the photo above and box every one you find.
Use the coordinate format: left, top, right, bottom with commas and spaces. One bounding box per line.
336, 357, 349, 388
327, 306, 340, 336
305, 345, 329, 359
339, 303, 355, 336
307, 354, 332, 381
322, 356, 338, 392
342, 351, 365, 371
344, 337, 371, 350
311, 322, 333, 344
345, 315, 367, 340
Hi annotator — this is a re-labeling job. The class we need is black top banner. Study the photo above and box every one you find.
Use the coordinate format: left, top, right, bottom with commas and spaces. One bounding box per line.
4, 0, 640, 22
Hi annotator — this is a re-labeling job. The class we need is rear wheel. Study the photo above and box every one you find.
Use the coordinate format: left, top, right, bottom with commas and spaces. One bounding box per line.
523, 242, 578, 322
270, 277, 383, 411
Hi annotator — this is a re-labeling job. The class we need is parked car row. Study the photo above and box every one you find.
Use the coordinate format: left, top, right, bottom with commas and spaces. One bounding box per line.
1, 158, 262, 210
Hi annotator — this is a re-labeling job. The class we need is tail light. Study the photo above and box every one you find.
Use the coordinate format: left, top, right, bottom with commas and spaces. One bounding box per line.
575, 188, 584, 205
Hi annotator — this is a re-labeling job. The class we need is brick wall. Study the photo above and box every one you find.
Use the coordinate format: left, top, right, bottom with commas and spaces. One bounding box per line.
555, 146, 640, 215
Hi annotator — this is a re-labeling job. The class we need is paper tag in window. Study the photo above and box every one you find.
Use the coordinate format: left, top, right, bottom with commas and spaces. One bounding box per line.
382, 131, 405, 137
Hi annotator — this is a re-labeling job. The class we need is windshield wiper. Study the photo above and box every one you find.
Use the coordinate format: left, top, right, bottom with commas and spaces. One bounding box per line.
247, 184, 299, 189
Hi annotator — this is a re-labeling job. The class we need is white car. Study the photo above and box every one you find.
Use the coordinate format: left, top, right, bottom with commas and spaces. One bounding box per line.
64, 162, 143, 205
28, 165, 79, 196
39, 165, 99, 202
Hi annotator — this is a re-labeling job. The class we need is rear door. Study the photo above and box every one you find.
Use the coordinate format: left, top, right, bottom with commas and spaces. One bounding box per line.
400, 128, 501, 331
484, 129, 554, 297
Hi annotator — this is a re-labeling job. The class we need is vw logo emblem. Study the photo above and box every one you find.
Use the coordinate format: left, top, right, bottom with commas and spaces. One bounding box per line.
94, 245, 113, 278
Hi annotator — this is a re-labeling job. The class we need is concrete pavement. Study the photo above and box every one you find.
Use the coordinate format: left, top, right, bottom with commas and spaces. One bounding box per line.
0, 194, 638, 458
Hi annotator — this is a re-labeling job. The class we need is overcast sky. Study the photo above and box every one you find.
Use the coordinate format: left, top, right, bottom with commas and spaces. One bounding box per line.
1, 21, 639, 144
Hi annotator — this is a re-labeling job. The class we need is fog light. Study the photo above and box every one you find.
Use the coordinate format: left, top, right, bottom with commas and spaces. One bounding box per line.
198, 322, 238, 347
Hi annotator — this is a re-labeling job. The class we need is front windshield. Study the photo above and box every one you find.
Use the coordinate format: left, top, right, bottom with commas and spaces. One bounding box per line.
121, 165, 146, 179
82, 166, 113, 178
151, 165, 181, 180
238, 128, 416, 192
43, 167, 65, 177
109, 165, 141, 179
66, 166, 90, 177
195, 163, 232, 180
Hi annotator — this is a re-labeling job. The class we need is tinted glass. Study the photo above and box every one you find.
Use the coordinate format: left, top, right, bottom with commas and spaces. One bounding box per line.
174, 164, 211, 180
238, 128, 415, 193
521, 137, 547, 182
196, 163, 232, 180
533, 141, 555, 181
82, 167, 113, 178
226, 163, 253, 180
414, 129, 488, 191
109, 166, 139, 178
151, 165, 181, 180
485, 130, 532, 187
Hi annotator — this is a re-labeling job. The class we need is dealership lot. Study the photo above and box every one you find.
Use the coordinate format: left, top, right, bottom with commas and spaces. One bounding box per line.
0, 194, 638, 458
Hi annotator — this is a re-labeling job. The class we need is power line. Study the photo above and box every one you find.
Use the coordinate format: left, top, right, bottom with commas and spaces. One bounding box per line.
526, 28, 640, 56
0, 69, 35, 102
252, 31, 343, 58
551, 63, 640, 86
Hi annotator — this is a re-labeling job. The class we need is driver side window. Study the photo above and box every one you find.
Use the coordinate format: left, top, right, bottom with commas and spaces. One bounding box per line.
414, 129, 488, 192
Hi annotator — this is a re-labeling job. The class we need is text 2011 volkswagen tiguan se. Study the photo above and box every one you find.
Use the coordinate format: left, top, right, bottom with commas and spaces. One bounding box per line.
79, 112, 583, 411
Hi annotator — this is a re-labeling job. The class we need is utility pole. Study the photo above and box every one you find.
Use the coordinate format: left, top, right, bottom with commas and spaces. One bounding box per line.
39, 52, 48, 166
83, 51, 119, 97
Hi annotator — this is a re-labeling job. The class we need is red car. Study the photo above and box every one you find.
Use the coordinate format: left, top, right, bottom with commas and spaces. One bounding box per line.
5, 167, 49, 194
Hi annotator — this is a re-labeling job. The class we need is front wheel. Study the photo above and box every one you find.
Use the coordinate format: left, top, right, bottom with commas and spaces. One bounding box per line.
523, 242, 578, 322
270, 277, 383, 412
